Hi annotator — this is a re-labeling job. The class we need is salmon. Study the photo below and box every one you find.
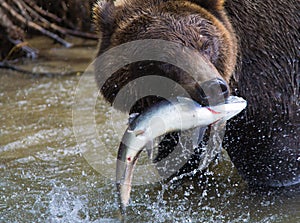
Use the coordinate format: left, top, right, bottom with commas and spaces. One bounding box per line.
116, 96, 247, 214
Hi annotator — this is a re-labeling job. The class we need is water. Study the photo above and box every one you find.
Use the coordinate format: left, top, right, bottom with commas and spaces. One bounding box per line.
0, 37, 299, 223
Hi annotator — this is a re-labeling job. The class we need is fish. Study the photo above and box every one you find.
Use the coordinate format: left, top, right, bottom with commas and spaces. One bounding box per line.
116, 96, 247, 214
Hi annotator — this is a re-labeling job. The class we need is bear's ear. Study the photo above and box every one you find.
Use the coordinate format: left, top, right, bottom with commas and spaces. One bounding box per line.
93, 0, 115, 36
191, 0, 225, 11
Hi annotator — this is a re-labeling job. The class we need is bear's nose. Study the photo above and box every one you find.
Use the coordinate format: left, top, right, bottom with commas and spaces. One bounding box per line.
213, 78, 230, 99
196, 78, 230, 106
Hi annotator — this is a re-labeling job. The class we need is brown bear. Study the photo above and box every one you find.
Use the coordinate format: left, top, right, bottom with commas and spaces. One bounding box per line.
93, 0, 299, 187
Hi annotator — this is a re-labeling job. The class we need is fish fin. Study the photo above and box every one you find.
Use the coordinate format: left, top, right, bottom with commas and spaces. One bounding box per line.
127, 113, 140, 125
192, 126, 207, 149
176, 97, 200, 106
133, 129, 145, 136
145, 141, 154, 161
176, 97, 201, 112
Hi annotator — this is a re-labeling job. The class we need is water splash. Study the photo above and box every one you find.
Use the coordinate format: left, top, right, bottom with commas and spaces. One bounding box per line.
47, 184, 90, 222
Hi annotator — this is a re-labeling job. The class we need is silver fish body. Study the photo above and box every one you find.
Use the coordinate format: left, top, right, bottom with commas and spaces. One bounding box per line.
116, 96, 247, 214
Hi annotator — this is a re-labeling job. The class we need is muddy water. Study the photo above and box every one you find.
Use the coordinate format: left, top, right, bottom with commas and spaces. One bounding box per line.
0, 37, 299, 223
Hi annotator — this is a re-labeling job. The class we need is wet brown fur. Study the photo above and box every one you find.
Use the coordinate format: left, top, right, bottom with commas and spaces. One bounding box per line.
95, 0, 237, 79
93, 0, 237, 111
224, 0, 299, 187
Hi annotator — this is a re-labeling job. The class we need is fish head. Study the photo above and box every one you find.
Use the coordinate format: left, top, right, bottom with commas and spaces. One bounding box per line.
210, 96, 247, 121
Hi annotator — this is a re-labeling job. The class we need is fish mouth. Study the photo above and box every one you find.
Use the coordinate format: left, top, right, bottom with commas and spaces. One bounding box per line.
116, 141, 143, 215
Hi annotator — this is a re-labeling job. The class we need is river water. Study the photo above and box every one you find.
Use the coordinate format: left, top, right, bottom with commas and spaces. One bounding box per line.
0, 37, 299, 222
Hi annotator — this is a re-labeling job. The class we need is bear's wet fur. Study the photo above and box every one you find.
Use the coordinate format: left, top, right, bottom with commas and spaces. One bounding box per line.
93, 0, 237, 111
93, 0, 299, 187
223, 0, 299, 187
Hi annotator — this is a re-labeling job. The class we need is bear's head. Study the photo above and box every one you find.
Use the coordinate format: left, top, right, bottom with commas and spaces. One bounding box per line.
93, 0, 237, 113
